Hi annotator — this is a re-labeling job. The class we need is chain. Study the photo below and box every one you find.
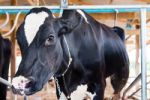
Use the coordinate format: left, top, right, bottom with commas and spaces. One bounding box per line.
55, 8, 72, 100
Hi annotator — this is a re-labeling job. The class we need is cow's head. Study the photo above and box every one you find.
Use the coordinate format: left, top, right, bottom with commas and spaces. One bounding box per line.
12, 9, 87, 95
11, 7, 62, 95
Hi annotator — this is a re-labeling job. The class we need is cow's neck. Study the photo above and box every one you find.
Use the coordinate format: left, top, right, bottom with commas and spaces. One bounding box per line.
56, 16, 101, 98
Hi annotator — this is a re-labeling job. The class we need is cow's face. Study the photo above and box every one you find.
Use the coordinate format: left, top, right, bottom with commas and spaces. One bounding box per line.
12, 9, 86, 95
12, 17, 64, 95
12, 18, 64, 95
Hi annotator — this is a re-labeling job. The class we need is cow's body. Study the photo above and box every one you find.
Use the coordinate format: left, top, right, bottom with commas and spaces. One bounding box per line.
0, 35, 11, 100
12, 8, 129, 100
54, 10, 129, 99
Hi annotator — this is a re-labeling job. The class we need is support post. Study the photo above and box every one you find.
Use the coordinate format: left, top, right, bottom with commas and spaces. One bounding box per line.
140, 8, 147, 100
10, 1, 17, 100
123, 73, 141, 98
10, 0, 17, 81
10, 19, 16, 79
60, 0, 68, 8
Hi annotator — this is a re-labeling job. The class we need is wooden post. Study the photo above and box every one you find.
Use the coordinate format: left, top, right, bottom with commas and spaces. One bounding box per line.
135, 34, 140, 91
11, 0, 17, 5
135, 25, 140, 76
10, 19, 16, 79
10, 0, 17, 100
135, 34, 140, 75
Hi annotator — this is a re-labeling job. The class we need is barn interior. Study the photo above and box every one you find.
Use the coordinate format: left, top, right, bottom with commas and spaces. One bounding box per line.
0, 0, 150, 100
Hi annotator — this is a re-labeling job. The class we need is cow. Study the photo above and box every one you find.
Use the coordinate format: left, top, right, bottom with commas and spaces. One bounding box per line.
12, 8, 129, 100
0, 34, 11, 100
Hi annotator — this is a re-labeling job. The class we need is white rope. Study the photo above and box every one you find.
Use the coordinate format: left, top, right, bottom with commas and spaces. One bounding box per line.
62, 36, 72, 76
54, 9, 72, 99
2, 11, 21, 37
0, 11, 9, 29
55, 36, 72, 99
58, 8, 72, 76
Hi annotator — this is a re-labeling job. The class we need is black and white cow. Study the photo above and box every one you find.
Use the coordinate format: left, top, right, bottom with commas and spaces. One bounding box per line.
12, 8, 129, 100
0, 34, 11, 100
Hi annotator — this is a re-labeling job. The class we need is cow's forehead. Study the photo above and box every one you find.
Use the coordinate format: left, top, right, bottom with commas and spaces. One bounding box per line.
24, 11, 49, 45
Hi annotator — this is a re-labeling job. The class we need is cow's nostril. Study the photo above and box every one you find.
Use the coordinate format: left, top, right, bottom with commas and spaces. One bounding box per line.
25, 76, 35, 88
25, 80, 35, 88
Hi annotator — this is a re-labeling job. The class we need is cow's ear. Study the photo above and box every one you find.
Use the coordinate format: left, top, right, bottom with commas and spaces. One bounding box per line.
58, 19, 73, 36
58, 26, 68, 34
58, 26, 71, 36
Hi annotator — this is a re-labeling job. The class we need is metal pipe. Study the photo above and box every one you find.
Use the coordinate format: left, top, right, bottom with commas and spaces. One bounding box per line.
0, 5, 150, 14
140, 8, 147, 100
123, 73, 141, 98
128, 81, 150, 99
0, 11, 9, 29
0, 77, 12, 87
2, 11, 21, 37
0, 77, 28, 100
60, 0, 68, 8
0, 5, 150, 9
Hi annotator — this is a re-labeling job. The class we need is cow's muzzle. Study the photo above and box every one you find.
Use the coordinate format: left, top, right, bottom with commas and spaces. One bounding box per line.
12, 76, 35, 95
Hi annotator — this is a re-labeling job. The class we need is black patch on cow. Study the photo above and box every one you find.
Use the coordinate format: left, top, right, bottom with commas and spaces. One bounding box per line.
0, 35, 11, 100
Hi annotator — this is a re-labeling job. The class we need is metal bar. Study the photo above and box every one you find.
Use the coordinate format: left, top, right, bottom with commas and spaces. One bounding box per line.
0, 5, 150, 14
0, 77, 28, 100
60, 0, 68, 8
140, 8, 147, 100
0, 77, 12, 87
1, 5, 150, 9
128, 81, 150, 99
123, 73, 141, 98
0, 8, 142, 14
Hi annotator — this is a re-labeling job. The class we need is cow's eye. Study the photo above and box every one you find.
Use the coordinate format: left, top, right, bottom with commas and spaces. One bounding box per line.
45, 35, 55, 46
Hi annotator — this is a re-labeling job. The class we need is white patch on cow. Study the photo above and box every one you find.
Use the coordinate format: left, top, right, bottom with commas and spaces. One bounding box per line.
24, 11, 49, 45
76, 10, 89, 23
70, 84, 95, 100
85, 91, 96, 100
12, 76, 30, 95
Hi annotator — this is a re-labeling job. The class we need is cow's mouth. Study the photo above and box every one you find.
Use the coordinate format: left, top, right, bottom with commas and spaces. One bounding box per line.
11, 76, 38, 95
12, 86, 31, 95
